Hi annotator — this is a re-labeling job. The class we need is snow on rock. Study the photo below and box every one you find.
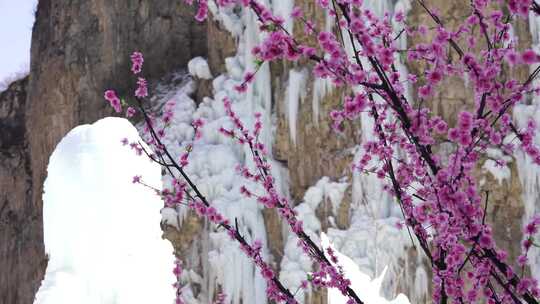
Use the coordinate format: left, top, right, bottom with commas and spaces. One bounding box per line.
280, 178, 341, 303
481, 148, 512, 185
322, 233, 410, 304
208, 0, 244, 37
325, 214, 413, 299
188, 57, 213, 80
34, 117, 175, 304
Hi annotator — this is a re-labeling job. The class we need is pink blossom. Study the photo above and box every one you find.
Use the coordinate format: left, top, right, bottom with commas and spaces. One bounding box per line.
194, 0, 208, 21
291, 6, 303, 19
427, 69, 442, 83
517, 254, 528, 266
126, 106, 136, 118
135, 77, 148, 98
130, 51, 144, 74
394, 10, 405, 22
522, 49, 539, 64
261, 266, 274, 279
234, 83, 247, 93
104, 89, 122, 113
418, 85, 433, 98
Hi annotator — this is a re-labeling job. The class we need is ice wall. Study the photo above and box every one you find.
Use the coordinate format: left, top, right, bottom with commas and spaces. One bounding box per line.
146, 72, 272, 304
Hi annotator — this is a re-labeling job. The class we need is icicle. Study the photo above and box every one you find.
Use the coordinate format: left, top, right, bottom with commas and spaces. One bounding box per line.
286, 69, 308, 146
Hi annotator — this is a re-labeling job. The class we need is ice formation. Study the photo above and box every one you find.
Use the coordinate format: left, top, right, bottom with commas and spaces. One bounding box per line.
278, 176, 415, 303
155, 6, 294, 304
325, 214, 418, 301
279, 177, 348, 302
286, 68, 307, 145
270, 0, 294, 33
312, 76, 333, 126
188, 57, 213, 80
34, 118, 175, 304
311, 8, 336, 126
322, 233, 410, 304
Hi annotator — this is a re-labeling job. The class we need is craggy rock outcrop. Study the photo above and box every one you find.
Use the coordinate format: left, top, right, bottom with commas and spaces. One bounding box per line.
0, 77, 46, 304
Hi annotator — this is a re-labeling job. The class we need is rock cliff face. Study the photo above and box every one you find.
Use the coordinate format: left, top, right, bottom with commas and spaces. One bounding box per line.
27, 0, 207, 234
0, 77, 46, 304
1, 0, 538, 303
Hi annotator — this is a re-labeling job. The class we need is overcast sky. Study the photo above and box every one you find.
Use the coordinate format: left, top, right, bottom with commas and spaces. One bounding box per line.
0, 0, 38, 85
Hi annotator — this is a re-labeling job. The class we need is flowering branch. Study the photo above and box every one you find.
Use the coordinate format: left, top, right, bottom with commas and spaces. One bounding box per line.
102, 0, 540, 302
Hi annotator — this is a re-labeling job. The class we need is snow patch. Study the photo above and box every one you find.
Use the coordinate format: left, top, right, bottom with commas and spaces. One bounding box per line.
322, 233, 410, 304
188, 57, 213, 80
34, 117, 175, 304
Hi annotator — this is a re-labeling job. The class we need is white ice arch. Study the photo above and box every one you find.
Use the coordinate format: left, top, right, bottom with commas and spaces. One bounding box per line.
34, 117, 175, 304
